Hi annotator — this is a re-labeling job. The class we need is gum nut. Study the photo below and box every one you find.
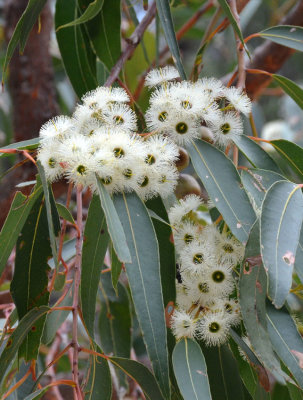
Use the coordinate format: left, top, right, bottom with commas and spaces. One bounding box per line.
175, 147, 189, 171
175, 173, 202, 199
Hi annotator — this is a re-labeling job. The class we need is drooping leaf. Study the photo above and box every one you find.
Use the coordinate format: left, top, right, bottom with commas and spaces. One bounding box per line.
233, 135, 281, 173
146, 196, 176, 306
261, 180, 303, 308
201, 342, 246, 400
109, 357, 165, 400
0, 306, 49, 382
95, 177, 131, 263
84, 343, 112, 400
172, 338, 211, 400
267, 302, 303, 388
2, 0, 47, 81
10, 192, 53, 361
0, 138, 40, 158
155, 0, 186, 79
272, 75, 303, 110
109, 243, 123, 293
0, 183, 43, 276
57, 0, 104, 30
37, 162, 60, 272
42, 284, 73, 345
295, 225, 303, 282
259, 25, 303, 52
55, 0, 97, 98
187, 139, 256, 243
239, 221, 286, 385
56, 202, 75, 224
270, 139, 303, 181
82, 0, 121, 71
113, 192, 170, 399
23, 387, 50, 400
217, 0, 247, 52
241, 168, 285, 216
81, 195, 109, 339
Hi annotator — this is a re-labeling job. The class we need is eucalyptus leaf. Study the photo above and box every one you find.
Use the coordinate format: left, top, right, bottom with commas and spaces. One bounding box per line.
260, 25, 303, 52
272, 75, 303, 110
57, 0, 104, 30
270, 139, 303, 181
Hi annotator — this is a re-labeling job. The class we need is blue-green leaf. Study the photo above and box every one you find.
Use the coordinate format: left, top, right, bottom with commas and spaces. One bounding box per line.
259, 26, 303, 52
113, 192, 170, 399
56, 202, 75, 224
172, 338, 211, 400
261, 181, 303, 308
57, 0, 104, 30
95, 177, 131, 263
295, 225, 303, 282
272, 75, 303, 110
187, 139, 256, 243
267, 302, 303, 388
155, 0, 186, 79
0, 138, 40, 158
233, 135, 281, 173
270, 139, 303, 181
81, 195, 109, 339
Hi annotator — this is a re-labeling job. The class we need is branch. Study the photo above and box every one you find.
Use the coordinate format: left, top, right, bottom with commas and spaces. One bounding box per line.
245, 0, 303, 99
230, 0, 246, 89
105, 1, 157, 87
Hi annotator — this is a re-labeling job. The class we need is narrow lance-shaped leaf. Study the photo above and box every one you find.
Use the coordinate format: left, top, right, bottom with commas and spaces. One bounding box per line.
0, 182, 43, 276
259, 25, 303, 52
81, 195, 110, 339
0, 306, 49, 383
267, 302, 303, 388
155, 0, 187, 79
172, 338, 211, 400
187, 139, 256, 243
295, 225, 303, 282
233, 135, 281, 173
0, 137, 40, 158
272, 75, 303, 110
57, 0, 104, 30
95, 177, 131, 263
113, 192, 170, 399
239, 221, 286, 385
10, 193, 54, 361
270, 139, 303, 181
110, 243, 123, 292
2, 0, 47, 81
56, 202, 75, 224
261, 181, 303, 308
109, 357, 165, 400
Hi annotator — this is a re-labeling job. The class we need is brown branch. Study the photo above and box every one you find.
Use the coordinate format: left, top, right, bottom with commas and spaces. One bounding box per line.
245, 0, 303, 99
105, 1, 157, 87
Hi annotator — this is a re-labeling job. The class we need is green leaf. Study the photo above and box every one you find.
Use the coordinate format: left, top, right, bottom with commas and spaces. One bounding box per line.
172, 338, 211, 400
239, 221, 286, 384
259, 25, 303, 52
187, 139, 256, 243
201, 342, 246, 400
83, 0, 121, 71
57, 0, 104, 30
42, 285, 73, 345
84, 343, 112, 400
48, 238, 76, 269
267, 302, 303, 388
233, 135, 281, 173
0, 306, 49, 383
56, 202, 75, 224
0, 138, 40, 158
109, 357, 165, 400
10, 193, 52, 361
110, 243, 123, 292
81, 195, 109, 339
37, 162, 60, 271
217, 0, 247, 52
270, 139, 303, 181
146, 196, 176, 306
2, 0, 47, 80
261, 180, 303, 308
241, 168, 285, 215
95, 177, 131, 263
155, 0, 187, 79
55, 0, 97, 98
0, 183, 43, 276
295, 225, 303, 282
113, 192, 170, 399
23, 387, 51, 400
272, 75, 303, 109
287, 381, 303, 400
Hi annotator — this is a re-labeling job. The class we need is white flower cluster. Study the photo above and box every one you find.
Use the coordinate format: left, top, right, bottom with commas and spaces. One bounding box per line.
37, 86, 179, 200
169, 195, 244, 346
145, 66, 251, 147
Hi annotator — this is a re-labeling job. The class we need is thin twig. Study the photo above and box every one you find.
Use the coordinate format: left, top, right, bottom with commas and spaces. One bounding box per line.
230, 0, 246, 90
45, 333, 65, 400
72, 186, 83, 400
105, 1, 157, 87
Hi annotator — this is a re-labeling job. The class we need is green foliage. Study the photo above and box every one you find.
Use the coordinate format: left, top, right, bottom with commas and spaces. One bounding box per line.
259, 26, 303, 52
